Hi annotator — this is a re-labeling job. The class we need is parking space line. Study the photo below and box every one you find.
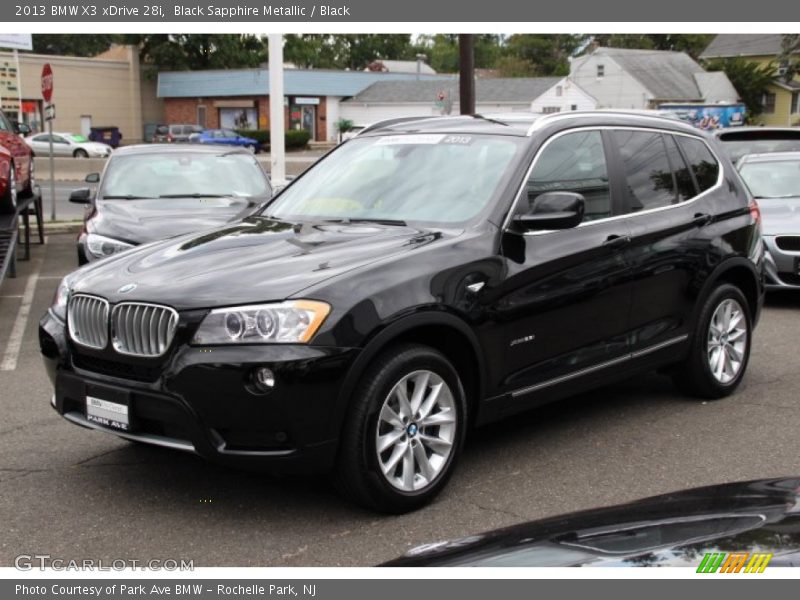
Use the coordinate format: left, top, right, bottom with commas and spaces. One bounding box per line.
0, 260, 42, 371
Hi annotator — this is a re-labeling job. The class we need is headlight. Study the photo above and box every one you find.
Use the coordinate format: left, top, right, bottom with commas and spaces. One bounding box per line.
192, 300, 331, 345
86, 233, 134, 258
51, 276, 72, 321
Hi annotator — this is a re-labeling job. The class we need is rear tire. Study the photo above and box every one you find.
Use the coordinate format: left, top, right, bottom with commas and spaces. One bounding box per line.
671, 284, 751, 400
335, 343, 467, 513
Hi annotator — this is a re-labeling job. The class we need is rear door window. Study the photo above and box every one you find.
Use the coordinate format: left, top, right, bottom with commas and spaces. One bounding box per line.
676, 136, 720, 193
664, 135, 697, 201
612, 130, 676, 212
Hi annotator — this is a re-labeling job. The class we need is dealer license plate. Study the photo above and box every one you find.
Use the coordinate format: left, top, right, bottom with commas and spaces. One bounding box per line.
86, 396, 129, 431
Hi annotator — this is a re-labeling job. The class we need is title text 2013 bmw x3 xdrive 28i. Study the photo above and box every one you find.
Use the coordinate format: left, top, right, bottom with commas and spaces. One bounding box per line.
40, 112, 765, 513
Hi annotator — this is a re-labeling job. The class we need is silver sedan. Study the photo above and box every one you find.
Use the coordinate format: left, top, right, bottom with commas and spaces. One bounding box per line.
737, 151, 800, 290
25, 132, 113, 158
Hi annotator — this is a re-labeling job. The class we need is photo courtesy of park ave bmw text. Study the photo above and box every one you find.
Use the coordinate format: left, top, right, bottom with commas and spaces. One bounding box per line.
2, 0, 800, 595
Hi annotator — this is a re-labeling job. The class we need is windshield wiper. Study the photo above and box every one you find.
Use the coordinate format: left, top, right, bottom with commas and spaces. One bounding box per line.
473, 114, 509, 126
158, 193, 230, 198
321, 217, 407, 226
101, 194, 157, 200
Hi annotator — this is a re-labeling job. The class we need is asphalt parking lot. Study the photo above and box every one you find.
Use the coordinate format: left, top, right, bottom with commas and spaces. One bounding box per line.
1, 233, 799, 567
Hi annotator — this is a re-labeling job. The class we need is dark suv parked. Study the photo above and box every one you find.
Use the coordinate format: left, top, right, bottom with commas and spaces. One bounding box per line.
40, 112, 764, 513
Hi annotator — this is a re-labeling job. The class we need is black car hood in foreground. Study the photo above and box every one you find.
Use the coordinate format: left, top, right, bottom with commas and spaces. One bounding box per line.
383, 478, 800, 567
73, 216, 453, 308
90, 196, 265, 244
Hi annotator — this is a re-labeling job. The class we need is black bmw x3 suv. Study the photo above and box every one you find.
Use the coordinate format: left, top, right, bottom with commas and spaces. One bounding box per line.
40, 111, 765, 513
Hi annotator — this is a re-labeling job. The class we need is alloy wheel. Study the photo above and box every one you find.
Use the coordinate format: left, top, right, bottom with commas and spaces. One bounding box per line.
707, 298, 747, 384
375, 369, 457, 492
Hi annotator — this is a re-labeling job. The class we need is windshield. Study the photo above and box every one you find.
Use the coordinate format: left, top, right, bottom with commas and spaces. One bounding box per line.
265, 133, 523, 225
739, 160, 800, 198
100, 152, 271, 199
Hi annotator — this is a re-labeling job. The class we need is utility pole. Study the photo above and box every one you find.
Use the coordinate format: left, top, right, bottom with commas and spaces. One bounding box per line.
268, 34, 286, 187
459, 34, 475, 115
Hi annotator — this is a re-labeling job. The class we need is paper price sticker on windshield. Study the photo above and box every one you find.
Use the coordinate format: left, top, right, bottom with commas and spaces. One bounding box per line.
442, 135, 473, 145
376, 134, 446, 145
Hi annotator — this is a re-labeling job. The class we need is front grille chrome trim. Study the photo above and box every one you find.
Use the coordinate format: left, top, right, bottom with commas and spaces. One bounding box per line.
111, 302, 179, 358
67, 294, 109, 350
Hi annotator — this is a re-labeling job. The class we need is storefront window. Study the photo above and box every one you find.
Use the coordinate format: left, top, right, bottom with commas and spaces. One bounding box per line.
219, 107, 257, 130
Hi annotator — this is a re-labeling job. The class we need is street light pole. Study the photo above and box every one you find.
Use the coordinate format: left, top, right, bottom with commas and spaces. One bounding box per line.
459, 34, 475, 115
268, 34, 286, 187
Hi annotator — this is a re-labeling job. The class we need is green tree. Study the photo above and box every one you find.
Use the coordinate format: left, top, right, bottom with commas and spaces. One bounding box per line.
704, 57, 777, 118
121, 34, 267, 72
501, 34, 583, 76
283, 34, 414, 70
31, 34, 117, 56
413, 34, 503, 73
778, 34, 800, 83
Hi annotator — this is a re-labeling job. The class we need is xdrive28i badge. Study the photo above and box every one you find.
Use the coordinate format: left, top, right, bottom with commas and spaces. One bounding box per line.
117, 283, 137, 294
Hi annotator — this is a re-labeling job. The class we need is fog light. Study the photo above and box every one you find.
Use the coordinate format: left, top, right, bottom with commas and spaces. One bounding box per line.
253, 367, 276, 392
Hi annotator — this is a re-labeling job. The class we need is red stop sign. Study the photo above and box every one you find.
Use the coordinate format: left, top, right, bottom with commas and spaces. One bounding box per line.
41, 63, 53, 103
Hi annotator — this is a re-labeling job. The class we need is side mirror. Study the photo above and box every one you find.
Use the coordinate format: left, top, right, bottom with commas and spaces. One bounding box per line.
513, 192, 585, 231
85, 172, 100, 183
69, 188, 92, 204
13, 122, 31, 136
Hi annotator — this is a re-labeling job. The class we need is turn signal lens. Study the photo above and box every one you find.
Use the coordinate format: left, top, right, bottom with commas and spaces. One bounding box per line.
749, 200, 761, 228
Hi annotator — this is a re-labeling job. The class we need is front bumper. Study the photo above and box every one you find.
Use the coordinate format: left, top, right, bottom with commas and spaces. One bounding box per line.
40, 310, 359, 473
763, 236, 800, 290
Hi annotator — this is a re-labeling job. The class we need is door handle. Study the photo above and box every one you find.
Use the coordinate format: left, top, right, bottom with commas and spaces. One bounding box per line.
692, 213, 712, 227
603, 234, 631, 248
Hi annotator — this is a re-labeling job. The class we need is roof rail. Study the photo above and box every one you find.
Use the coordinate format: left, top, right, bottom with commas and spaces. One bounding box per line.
356, 116, 439, 137
525, 109, 687, 136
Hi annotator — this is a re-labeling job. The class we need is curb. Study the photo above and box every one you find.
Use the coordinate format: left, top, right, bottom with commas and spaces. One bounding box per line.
43, 221, 83, 235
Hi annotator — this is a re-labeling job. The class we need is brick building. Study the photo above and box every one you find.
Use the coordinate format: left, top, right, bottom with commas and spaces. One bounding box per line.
157, 68, 451, 143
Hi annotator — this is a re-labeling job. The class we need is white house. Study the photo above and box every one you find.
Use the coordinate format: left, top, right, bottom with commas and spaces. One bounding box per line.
529, 76, 597, 113
339, 76, 596, 125
569, 46, 739, 109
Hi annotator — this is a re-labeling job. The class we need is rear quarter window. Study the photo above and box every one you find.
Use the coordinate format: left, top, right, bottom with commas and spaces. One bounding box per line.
677, 136, 719, 193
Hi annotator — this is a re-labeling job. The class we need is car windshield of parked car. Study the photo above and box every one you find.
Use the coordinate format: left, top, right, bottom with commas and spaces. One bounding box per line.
99, 152, 270, 199
739, 159, 800, 198
265, 134, 523, 225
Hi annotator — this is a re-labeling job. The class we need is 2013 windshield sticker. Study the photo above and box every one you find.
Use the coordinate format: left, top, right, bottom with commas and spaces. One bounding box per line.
376, 135, 446, 145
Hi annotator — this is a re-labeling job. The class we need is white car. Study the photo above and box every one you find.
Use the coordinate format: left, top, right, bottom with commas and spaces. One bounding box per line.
25, 132, 113, 158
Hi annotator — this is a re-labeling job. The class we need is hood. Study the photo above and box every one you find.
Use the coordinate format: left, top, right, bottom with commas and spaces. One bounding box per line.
73, 216, 449, 308
90, 196, 265, 244
382, 477, 800, 567
757, 197, 800, 236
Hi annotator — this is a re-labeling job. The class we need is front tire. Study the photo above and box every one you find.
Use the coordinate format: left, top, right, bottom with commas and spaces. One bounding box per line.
335, 343, 467, 513
0, 163, 17, 214
74, 149, 89, 158
671, 284, 751, 399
